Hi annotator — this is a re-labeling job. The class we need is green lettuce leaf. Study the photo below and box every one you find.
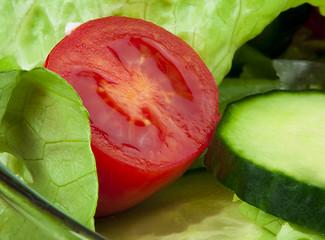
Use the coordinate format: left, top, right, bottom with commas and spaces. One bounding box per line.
1, 1, 325, 239
238, 202, 325, 240
0, 160, 105, 240
1, 0, 324, 85
218, 77, 279, 113
96, 170, 273, 240
0, 68, 98, 237
0, 57, 21, 72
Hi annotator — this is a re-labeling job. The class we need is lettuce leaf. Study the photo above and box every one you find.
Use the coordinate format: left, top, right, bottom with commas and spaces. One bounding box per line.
1, 1, 325, 239
238, 202, 325, 240
0, 68, 98, 238
0, 157, 105, 240
1, 0, 324, 85
96, 170, 273, 240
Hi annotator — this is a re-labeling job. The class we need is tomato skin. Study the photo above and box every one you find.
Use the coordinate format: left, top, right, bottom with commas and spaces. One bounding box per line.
45, 16, 219, 216
92, 141, 192, 216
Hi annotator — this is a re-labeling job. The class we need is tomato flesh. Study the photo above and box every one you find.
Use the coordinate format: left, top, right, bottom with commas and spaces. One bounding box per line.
44, 17, 219, 216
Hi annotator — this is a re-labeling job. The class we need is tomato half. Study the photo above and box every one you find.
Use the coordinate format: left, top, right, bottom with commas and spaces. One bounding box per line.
44, 16, 219, 217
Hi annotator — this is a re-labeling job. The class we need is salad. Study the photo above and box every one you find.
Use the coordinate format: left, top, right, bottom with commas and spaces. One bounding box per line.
0, 0, 325, 239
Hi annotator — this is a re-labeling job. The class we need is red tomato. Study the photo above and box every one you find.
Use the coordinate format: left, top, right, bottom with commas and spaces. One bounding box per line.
44, 16, 219, 216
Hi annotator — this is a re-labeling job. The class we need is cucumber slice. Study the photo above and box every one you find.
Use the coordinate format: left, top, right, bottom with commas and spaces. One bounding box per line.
205, 90, 325, 234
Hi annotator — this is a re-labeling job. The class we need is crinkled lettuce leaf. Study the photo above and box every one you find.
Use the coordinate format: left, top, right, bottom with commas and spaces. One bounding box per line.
1, 1, 325, 239
0, 68, 98, 238
96, 170, 273, 240
1, 0, 324, 84
238, 201, 325, 240
0, 57, 21, 72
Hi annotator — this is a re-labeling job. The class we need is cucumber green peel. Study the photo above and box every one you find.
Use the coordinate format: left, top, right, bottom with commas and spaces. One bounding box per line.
205, 90, 325, 234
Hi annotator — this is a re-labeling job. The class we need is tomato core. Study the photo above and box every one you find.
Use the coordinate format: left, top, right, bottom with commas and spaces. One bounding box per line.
68, 36, 202, 163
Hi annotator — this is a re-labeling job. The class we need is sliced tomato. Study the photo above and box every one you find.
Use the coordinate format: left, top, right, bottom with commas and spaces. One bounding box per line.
44, 16, 219, 216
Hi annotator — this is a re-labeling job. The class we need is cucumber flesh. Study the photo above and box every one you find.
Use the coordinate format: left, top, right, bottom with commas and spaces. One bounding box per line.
205, 90, 325, 234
